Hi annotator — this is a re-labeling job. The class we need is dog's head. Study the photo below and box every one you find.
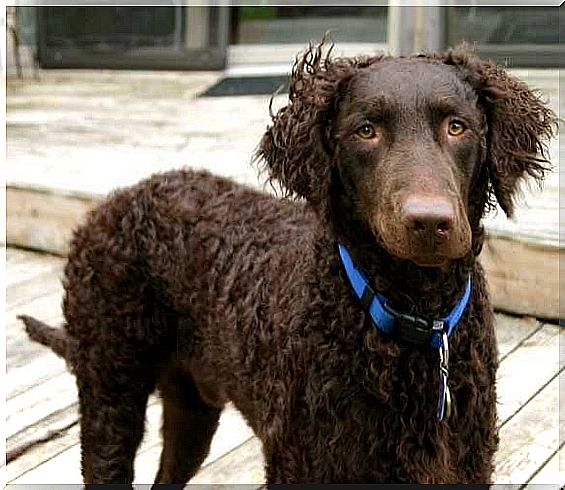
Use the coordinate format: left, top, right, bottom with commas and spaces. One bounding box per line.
258, 42, 557, 268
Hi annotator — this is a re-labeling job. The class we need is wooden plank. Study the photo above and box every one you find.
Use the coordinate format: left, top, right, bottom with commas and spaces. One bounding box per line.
132, 444, 161, 484
7, 286, 63, 326
6, 247, 60, 266
6, 249, 64, 288
6, 417, 81, 483
7, 247, 30, 263
10, 373, 561, 487
480, 237, 560, 319
202, 405, 255, 468
526, 444, 565, 485
7, 187, 95, 256
494, 376, 562, 484
8, 188, 562, 320
6, 251, 67, 401
10, 442, 83, 484
482, 177, 560, 249
6, 291, 63, 371
6, 69, 220, 104
7, 245, 60, 262
494, 314, 542, 361
7, 353, 67, 400
7, 267, 64, 310
6, 370, 78, 439
7, 329, 64, 371
8, 396, 162, 484
190, 437, 265, 485
496, 325, 561, 424
7, 401, 78, 461
8, 345, 560, 485
7, 177, 562, 319
9, 399, 257, 485
132, 403, 255, 483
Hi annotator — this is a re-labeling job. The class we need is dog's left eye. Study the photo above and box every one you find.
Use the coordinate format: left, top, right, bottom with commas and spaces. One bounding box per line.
356, 123, 377, 139
447, 119, 467, 136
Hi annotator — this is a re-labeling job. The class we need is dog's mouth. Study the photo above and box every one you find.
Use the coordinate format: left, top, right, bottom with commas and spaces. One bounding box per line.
410, 254, 449, 268
372, 229, 461, 269
371, 207, 472, 269
371, 232, 450, 268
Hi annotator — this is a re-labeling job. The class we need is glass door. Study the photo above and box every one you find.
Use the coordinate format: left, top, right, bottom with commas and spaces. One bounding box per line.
227, 6, 389, 67
38, 6, 229, 70
446, 6, 563, 67
232, 6, 388, 45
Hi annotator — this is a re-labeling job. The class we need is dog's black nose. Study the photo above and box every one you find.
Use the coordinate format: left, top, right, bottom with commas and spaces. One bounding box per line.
402, 195, 455, 240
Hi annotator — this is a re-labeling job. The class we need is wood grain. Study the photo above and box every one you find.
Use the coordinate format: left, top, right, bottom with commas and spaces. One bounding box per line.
480, 237, 560, 319
494, 376, 562, 484
494, 315, 541, 361
526, 444, 565, 485
496, 325, 561, 424
6, 187, 96, 256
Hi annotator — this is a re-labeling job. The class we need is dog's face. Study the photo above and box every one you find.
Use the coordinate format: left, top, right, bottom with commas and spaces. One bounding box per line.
333, 60, 484, 267
259, 44, 556, 268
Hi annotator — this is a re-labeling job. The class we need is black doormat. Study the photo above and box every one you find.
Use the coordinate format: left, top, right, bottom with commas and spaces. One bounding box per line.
200, 75, 289, 97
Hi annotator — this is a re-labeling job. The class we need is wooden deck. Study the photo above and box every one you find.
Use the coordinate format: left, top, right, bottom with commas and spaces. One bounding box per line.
5, 247, 564, 486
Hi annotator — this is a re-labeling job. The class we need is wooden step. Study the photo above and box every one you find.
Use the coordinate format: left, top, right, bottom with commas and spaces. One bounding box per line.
7, 179, 561, 320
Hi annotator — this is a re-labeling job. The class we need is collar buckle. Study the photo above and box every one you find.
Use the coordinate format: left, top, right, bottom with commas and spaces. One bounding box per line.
392, 312, 432, 346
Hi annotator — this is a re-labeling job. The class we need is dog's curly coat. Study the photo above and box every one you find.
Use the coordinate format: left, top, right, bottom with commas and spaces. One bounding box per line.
20, 43, 557, 484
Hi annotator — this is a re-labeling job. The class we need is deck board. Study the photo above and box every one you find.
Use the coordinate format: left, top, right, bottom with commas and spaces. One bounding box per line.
7, 267, 65, 310
6, 290, 64, 370
526, 444, 565, 486
496, 325, 561, 423
6, 251, 64, 289
495, 315, 542, 361
493, 376, 562, 484
7, 353, 67, 400
6, 249, 563, 485
7, 370, 77, 439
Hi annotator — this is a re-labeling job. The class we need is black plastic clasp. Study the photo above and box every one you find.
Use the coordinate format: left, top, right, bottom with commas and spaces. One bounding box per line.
393, 313, 432, 346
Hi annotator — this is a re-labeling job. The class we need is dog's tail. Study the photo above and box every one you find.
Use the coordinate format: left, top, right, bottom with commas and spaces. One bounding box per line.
18, 315, 69, 359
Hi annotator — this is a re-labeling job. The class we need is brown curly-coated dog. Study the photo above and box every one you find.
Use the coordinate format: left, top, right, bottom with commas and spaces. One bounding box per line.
20, 43, 557, 484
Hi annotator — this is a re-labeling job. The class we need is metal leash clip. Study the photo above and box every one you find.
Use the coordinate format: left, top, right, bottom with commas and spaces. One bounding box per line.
434, 322, 452, 421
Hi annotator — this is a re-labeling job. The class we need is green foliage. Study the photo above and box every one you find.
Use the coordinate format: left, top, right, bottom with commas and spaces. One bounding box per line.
239, 7, 276, 21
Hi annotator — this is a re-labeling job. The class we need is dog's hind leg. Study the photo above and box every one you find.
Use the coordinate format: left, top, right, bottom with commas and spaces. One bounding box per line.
79, 384, 151, 485
153, 366, 222, 485
75, 335, 161, 485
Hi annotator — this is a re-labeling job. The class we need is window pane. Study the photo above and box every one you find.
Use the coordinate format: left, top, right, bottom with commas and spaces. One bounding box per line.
44, 7, 183, 49
448, 7, 561, 45
234, 6, 388, 44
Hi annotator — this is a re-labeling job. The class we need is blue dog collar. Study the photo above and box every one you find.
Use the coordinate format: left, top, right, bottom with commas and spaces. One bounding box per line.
337, 242, 471, 349
338, 242, 472, 421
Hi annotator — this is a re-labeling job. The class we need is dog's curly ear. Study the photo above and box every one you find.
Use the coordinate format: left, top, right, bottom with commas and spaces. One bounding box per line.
257, 41, 373, 214
257, 41, 343, 207
444, 49, 558, 217
481, 62, 557, 217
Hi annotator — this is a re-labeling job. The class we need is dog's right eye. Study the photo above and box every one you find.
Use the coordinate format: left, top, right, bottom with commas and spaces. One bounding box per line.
447, 119, 467, 137
355, 124, 377, 140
